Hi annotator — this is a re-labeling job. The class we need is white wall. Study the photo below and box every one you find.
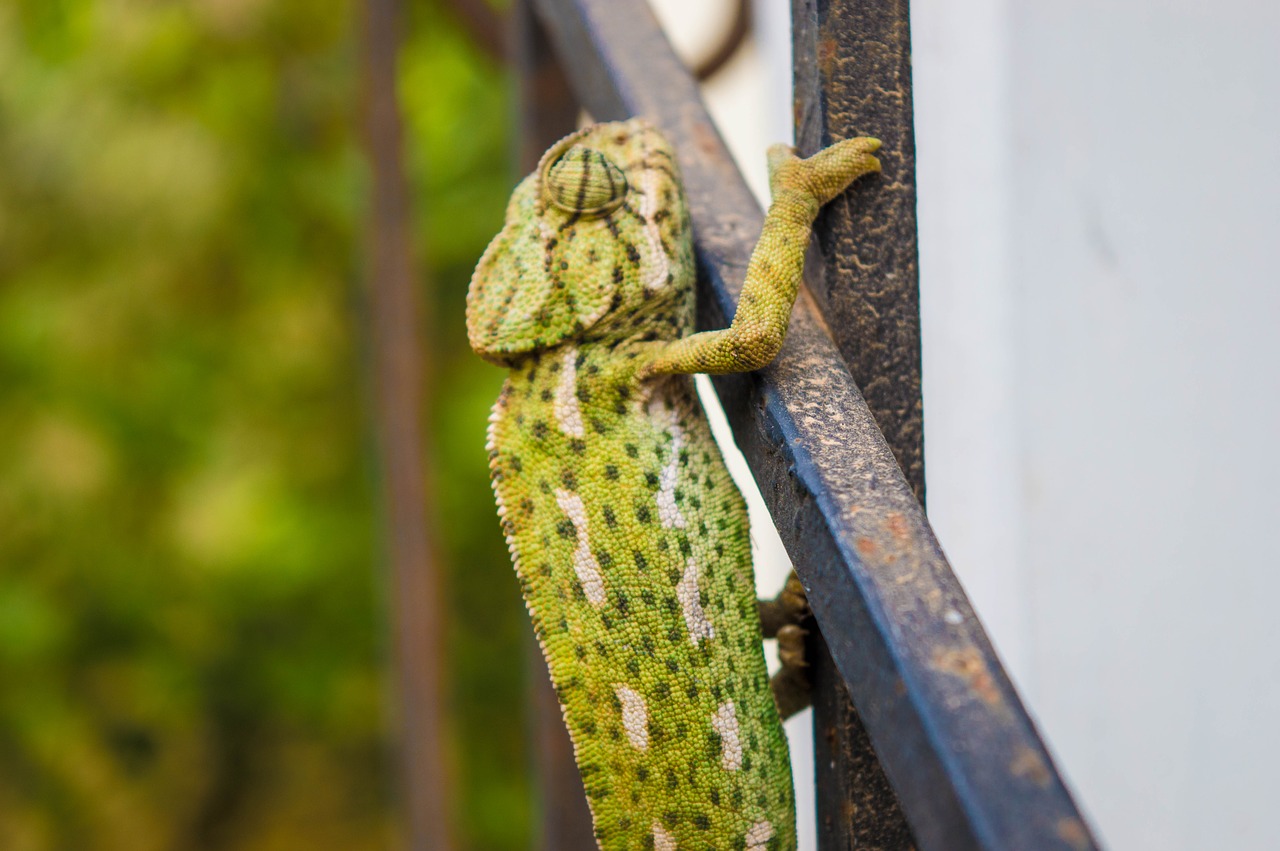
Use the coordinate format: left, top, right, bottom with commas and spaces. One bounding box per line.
915, 1, 1280, 848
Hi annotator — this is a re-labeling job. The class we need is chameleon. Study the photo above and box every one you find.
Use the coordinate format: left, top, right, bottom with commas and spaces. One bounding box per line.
467, 118, 880, 850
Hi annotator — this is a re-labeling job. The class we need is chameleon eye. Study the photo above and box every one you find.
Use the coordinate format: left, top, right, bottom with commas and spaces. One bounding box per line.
542, 145, 628, 216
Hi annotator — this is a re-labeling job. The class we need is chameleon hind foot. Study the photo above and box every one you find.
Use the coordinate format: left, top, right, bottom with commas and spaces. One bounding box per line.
771, 623, 812, 720
759, 571, 812, 720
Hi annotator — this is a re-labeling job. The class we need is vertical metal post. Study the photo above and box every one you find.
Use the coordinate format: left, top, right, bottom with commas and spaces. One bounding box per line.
792, 1, 923, 848
361, 1, 452, 849
512, 3, 597, 848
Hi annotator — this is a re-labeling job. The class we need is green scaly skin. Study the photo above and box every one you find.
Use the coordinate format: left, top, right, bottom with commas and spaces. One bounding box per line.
467, 119, 880, 851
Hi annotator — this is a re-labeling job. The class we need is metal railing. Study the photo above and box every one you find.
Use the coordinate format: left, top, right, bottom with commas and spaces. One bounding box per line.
512, 1, 1099, 849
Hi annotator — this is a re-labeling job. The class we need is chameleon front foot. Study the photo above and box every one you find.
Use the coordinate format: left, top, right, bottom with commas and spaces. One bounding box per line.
760, 572, 813, 720
758, 570, 809, 638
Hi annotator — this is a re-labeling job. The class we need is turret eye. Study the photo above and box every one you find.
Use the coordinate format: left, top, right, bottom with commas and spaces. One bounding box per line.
542, 145, 628, 216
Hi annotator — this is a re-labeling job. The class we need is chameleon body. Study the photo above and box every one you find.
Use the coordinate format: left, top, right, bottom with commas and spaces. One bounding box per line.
467, 119, 880, 850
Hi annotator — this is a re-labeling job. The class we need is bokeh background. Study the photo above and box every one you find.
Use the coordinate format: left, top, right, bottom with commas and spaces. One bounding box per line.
1, 1, 525, 848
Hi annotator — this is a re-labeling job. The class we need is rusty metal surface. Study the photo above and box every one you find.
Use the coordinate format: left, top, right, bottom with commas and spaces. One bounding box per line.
528, 1, 1099, 849
513, 3, 599, 848
811, 631, 915, 850
792, 0, 924, 505
794, 2, 922, 847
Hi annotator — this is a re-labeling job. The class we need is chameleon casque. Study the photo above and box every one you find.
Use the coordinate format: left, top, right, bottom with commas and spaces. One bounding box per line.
467, 118, 880, 850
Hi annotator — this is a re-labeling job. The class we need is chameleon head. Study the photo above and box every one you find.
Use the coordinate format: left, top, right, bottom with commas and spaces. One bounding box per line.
467, 118, 693, 367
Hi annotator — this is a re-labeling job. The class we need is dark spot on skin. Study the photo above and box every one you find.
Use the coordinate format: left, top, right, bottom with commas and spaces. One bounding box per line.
626, 658, 640, 675
540, 388, 553, 402
557, 520, 575, 539
602, 506, 617, 527
625, 243, 641, 265
641, 635, 654, 653
644, 472, 659, 489
679, 538, 692, 556
537, 563, 552, 577
625, 444, 639, 458
591, 418, 609, 434
706, 731, 721, 758
667, 629, 680, 643
666, 769, 678, 790
532, 421, 549, 440
640, 589, 655, 605
636, 765, 649, 781
663, 812, 679, 829
666, 569, 680, 585
708, 788, 719, 805
666, 658, 680, 673
601, 615, 614, 630
569, 438, 586, 454
693, 814, 710, 831
732, 789, 743, 808
636, 505, 652, 524
562, 469, 577, 489
634, 551, 649, 570
615, 592, 628, 614
577, 385, 592, 403
560, 261, 569, 270
575, 645, 587, 660
663, 598, 677, 614
596, 550, 613, 568
657, 539, 669, 552
604, 465, 619, 480
612, 266, 624, 285
655, 681, 670, 699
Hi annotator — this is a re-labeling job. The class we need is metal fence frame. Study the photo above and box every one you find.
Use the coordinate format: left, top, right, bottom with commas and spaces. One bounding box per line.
512, 1, 1099, 849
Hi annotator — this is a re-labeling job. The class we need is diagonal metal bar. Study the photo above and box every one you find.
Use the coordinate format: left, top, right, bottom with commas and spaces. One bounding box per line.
527, 1, 1099, 849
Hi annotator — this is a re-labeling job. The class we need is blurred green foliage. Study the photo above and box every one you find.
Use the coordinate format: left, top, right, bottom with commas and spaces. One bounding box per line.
0, 0, 524, 848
